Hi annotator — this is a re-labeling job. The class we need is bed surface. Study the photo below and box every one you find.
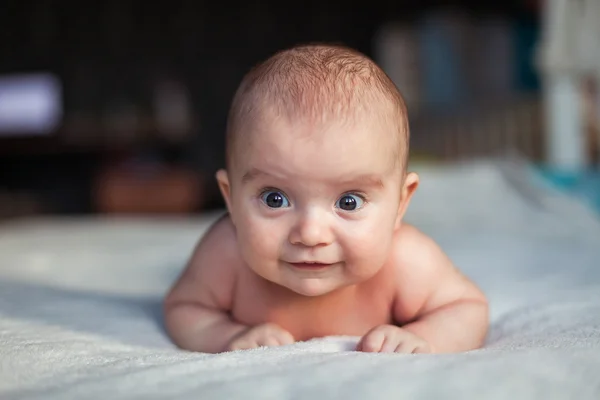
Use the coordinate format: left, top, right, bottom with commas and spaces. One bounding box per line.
1, 159, 600, 399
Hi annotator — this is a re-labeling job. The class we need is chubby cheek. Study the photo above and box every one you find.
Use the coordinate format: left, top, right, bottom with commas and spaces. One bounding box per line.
340, 217, 395, 278
235, 213, 283, 270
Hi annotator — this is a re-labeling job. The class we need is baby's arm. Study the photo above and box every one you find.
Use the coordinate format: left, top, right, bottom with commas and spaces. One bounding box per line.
163, 215, 248, 353
390, 225, 488, 353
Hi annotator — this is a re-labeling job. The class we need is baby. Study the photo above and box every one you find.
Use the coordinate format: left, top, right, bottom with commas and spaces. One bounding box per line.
164, 44, 489, 354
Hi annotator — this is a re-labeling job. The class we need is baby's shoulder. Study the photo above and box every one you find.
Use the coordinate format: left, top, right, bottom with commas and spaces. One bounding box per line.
201, 212, 238, 246
164, 213, 242, 311
390, 223, 444, 268
392, 223, 428, 248
189, 213, 243, 277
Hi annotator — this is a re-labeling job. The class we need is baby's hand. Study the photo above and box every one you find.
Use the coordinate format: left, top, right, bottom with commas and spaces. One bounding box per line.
226, 323, 295, 351
357, 324, 431, 354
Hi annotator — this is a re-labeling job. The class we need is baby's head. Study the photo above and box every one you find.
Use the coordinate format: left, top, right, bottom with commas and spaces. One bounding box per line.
217, 44, 418, 296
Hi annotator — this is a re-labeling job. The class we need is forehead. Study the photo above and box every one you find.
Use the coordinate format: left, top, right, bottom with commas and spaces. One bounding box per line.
232, 113, 400, 183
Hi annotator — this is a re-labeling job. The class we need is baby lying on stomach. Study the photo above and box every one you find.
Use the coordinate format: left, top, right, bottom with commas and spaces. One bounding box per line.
164, 44, 489, 354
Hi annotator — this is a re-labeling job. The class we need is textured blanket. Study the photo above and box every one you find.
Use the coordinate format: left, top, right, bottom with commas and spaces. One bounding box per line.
1, 160, 600, 399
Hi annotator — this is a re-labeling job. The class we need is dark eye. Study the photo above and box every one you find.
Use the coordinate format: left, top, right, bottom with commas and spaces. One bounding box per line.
260, 190, 290, 208
336, 194, 364, 211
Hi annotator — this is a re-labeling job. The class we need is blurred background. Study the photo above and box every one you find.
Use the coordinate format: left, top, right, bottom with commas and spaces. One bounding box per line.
0, 0, 598, 220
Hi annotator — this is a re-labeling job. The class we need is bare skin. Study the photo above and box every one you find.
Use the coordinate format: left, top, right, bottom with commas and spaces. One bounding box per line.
164, 92, 488, 354
164, 215, 488, 354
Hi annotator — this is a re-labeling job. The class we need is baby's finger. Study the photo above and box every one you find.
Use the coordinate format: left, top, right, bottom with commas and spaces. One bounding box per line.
394, 341, 429, 354
275, 330, 295, 346
262, 336, 283, 347
394, 341, 416, 353
229, 341, 250, 351
412, 342, 431, 354
380, 335, 399, 353
357, 331, 385, 352
229, 338, 259, 351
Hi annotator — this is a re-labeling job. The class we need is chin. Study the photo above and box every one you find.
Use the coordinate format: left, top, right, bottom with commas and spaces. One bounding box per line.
284, 279, 343, 297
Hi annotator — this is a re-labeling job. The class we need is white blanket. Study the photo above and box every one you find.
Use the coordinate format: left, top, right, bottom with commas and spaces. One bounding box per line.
1, 159, 600, 399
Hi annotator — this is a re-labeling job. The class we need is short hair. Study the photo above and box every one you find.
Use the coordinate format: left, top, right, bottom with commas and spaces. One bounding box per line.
225, 43, 409, 170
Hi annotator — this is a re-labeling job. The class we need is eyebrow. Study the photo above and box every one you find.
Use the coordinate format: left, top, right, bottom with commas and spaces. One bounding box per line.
241, 168, 273, 183
241, 167, 384, 189
340, 175, 385, 189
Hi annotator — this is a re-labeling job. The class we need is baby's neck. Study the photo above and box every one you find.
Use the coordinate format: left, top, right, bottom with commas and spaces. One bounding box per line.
262, 277, 360, 304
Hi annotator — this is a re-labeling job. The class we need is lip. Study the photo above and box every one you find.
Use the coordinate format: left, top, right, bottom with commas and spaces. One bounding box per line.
287, 262, 334, 270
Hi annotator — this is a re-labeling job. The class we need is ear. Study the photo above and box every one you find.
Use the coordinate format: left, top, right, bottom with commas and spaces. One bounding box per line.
215, 169, 233, 215
394, 172, 419, 230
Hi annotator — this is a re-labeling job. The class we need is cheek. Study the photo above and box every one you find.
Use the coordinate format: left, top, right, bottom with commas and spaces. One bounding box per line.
346, 230, 392, 263
236, 213, 283, 262
340, 211, 396, 265
231, 195, 275, 258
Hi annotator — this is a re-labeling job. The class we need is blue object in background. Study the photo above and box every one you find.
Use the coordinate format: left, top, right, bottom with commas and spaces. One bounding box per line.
513, 15, 541, 92
417, 11, 468, 112
536, 167, 600, 214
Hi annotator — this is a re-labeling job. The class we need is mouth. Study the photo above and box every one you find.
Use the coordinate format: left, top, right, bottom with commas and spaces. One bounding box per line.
287, 261, 335, 270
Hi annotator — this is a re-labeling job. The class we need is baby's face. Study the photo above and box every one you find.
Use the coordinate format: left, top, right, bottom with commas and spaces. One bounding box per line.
218, 113, 416, 297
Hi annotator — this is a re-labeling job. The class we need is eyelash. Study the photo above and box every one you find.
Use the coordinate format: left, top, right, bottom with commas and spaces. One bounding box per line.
256, 188, 368, 205
337, 192, 368, 211
341, 191, 367, 201
258, 187, 286, 198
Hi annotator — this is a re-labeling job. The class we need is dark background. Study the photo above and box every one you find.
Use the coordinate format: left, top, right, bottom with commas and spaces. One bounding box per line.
0, 0, 542, 217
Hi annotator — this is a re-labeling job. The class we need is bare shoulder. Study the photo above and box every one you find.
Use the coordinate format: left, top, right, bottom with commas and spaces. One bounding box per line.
391, 223, 485, 321
392, 224, 451, 270
164, 213, 242, 310
390, 223, 451, 293
394, 224, 437, 258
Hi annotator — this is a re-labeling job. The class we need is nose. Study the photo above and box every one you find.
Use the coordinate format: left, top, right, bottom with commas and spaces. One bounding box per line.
288, 209, 333, 247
